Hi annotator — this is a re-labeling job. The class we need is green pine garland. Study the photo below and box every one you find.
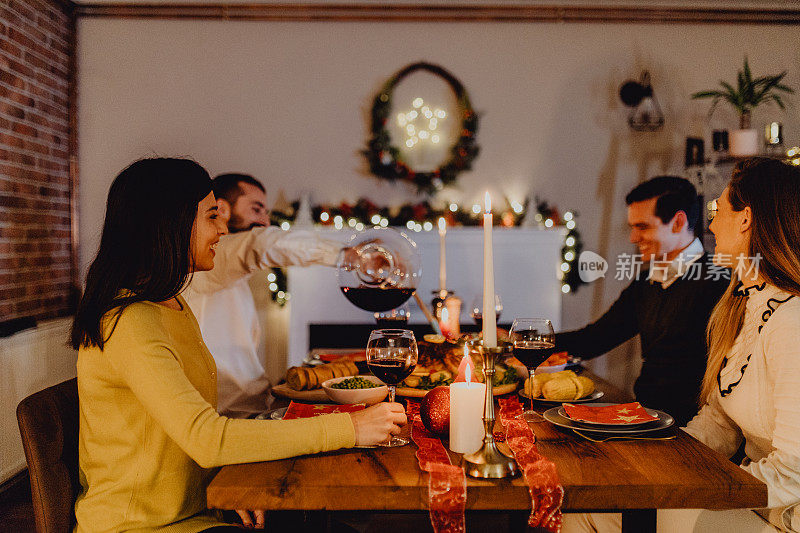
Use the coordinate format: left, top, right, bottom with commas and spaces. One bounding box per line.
266, 197, 584, 305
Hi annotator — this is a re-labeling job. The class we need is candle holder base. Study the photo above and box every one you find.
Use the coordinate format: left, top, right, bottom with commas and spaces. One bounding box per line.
462, 440, 519, 479
462, 340, 518, 479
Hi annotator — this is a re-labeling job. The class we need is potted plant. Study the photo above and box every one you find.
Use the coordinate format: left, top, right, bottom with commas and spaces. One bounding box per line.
692, 58, 794, 157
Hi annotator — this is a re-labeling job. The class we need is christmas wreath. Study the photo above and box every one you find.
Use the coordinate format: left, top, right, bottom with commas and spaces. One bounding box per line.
363, 62, 479, 195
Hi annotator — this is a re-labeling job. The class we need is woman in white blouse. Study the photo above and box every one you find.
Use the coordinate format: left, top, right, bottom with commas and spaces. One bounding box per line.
564, 157, 800, 533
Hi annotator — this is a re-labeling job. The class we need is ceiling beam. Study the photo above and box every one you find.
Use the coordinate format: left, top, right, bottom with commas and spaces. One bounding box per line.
74, 3, 800, 23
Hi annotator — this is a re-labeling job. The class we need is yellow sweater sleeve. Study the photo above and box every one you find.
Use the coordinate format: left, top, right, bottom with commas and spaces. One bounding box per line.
102, 305, 356, 468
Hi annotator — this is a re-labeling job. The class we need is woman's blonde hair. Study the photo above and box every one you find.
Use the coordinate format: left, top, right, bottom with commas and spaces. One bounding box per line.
700, 158, 800, 404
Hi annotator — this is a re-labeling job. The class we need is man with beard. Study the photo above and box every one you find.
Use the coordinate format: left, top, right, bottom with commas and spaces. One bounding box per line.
555, 176, 728, 425
184, 173, 348, 417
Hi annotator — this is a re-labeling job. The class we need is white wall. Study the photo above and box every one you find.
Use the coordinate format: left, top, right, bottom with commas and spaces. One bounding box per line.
1, 319, 78, 482
76, 18, 800, 388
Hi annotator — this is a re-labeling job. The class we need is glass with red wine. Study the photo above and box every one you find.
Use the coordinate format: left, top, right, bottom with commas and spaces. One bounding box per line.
510, 318, 555, 422
366, 329, 418, 447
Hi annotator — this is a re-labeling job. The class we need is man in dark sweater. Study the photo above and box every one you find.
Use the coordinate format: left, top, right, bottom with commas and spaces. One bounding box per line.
556, 177, 728, 425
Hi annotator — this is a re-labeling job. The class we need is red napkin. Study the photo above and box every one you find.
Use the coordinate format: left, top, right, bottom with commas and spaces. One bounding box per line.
317, 351, 366, 362
563, 402, 657, 424
282, 401, 365, 420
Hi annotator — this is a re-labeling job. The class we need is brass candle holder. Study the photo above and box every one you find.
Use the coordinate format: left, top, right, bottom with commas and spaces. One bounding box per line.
462, 340, 519, 479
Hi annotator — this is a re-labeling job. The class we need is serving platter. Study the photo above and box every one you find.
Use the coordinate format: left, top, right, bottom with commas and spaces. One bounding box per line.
395, 382, 518, 398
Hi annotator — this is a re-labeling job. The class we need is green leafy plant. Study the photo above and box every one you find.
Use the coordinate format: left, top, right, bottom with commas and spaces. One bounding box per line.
692, 58, 794, 129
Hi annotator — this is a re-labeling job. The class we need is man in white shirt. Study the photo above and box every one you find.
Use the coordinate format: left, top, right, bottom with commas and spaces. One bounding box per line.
184, 174, 345, 417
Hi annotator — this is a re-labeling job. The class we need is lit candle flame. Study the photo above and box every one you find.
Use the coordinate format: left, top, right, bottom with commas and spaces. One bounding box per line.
465, 358, 472, 386
441, 307, 449, 322
484, 191, 491, 213
438, 216, 446, 234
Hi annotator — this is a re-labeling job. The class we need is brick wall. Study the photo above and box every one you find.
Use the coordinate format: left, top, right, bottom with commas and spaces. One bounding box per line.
0, 0, 75, 323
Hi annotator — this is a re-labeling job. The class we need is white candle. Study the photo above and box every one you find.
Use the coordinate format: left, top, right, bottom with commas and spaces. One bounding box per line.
482, 192, 497, 348
449, 360, 486, 454
439, 307, 451, 339
438, 217, 447, 292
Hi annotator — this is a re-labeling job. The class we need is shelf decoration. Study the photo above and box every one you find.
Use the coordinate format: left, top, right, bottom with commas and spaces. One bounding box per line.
266, 196, 584, 305
363, 62, 479, 194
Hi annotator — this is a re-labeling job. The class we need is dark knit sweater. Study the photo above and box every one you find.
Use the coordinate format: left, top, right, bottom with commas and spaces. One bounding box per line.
556, 253, 728, 425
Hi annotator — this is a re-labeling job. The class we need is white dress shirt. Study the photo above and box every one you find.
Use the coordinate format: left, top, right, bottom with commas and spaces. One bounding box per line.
647, 237, 705, 289
183, 227, 341, 417
684, 283, 800, 531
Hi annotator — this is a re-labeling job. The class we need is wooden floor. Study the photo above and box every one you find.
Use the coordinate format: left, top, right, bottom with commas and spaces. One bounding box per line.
0, 471, 35, 533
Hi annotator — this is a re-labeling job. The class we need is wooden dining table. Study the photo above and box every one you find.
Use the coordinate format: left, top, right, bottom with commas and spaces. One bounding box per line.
206, 371, 767, 533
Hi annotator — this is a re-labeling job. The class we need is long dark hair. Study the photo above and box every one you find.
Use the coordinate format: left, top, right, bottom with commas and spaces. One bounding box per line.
701, 157, 800, 402
71, 158, 212, 349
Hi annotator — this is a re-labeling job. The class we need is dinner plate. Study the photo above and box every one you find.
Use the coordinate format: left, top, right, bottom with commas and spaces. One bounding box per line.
557, 404, 660, 427
518, 390, 604, 404
543, 405, 674, 434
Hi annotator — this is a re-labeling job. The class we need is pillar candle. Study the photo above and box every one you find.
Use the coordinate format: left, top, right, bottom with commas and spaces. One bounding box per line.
482, 192, 497, 348
449, 360, 485, 454
438, 217, 447, 292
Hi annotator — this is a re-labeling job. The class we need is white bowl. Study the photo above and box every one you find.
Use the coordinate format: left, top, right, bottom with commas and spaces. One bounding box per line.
536, 363, 568, 374
322, 376, 389, 405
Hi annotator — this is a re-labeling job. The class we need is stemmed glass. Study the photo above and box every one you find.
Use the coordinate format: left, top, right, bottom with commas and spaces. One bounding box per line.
366, 329, 418, 447
510, 318, 555, 422
469, 295, 503, 328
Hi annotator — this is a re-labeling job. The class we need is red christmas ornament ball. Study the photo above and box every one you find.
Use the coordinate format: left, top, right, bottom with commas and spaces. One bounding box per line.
420, 386, 450, 436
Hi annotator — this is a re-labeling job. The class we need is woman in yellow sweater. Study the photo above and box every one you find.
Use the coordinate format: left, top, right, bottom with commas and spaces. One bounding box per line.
70, 158, 407, 532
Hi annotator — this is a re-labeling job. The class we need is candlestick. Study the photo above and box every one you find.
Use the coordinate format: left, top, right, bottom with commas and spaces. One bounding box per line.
438, 217, 447, 293
449, 358, 485, 454
482, 192, 497, 348
462, 340, 518, 478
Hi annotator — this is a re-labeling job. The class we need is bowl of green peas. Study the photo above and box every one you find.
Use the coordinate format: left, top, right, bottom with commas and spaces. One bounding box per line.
322, 375, 389, 405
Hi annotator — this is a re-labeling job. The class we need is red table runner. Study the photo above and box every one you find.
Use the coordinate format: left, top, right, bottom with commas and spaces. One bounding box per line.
282, 402, 365, 419
407, 401, 467, 533
498, 397, 563, 532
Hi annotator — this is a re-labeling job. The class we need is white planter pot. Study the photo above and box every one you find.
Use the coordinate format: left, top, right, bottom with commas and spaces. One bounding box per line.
730, 129, 760, 157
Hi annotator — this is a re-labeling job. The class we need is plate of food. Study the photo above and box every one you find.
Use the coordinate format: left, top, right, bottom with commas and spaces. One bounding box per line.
517, 370, 603, 404
535, 351, 570, 373
305, 349, 367, 365
393, 338, 522, 398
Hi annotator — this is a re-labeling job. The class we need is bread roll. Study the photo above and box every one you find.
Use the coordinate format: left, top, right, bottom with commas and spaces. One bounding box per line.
286, 360, 360, 390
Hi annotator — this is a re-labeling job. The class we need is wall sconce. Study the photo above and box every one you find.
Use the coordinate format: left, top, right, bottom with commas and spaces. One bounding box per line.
619, 71, 664, 132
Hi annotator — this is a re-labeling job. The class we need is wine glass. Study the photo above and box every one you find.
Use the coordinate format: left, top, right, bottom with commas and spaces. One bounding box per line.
469, 294, 503, 329
366, 329, 418, 447
510, 318, 555, 422
374, 304, 411, 328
